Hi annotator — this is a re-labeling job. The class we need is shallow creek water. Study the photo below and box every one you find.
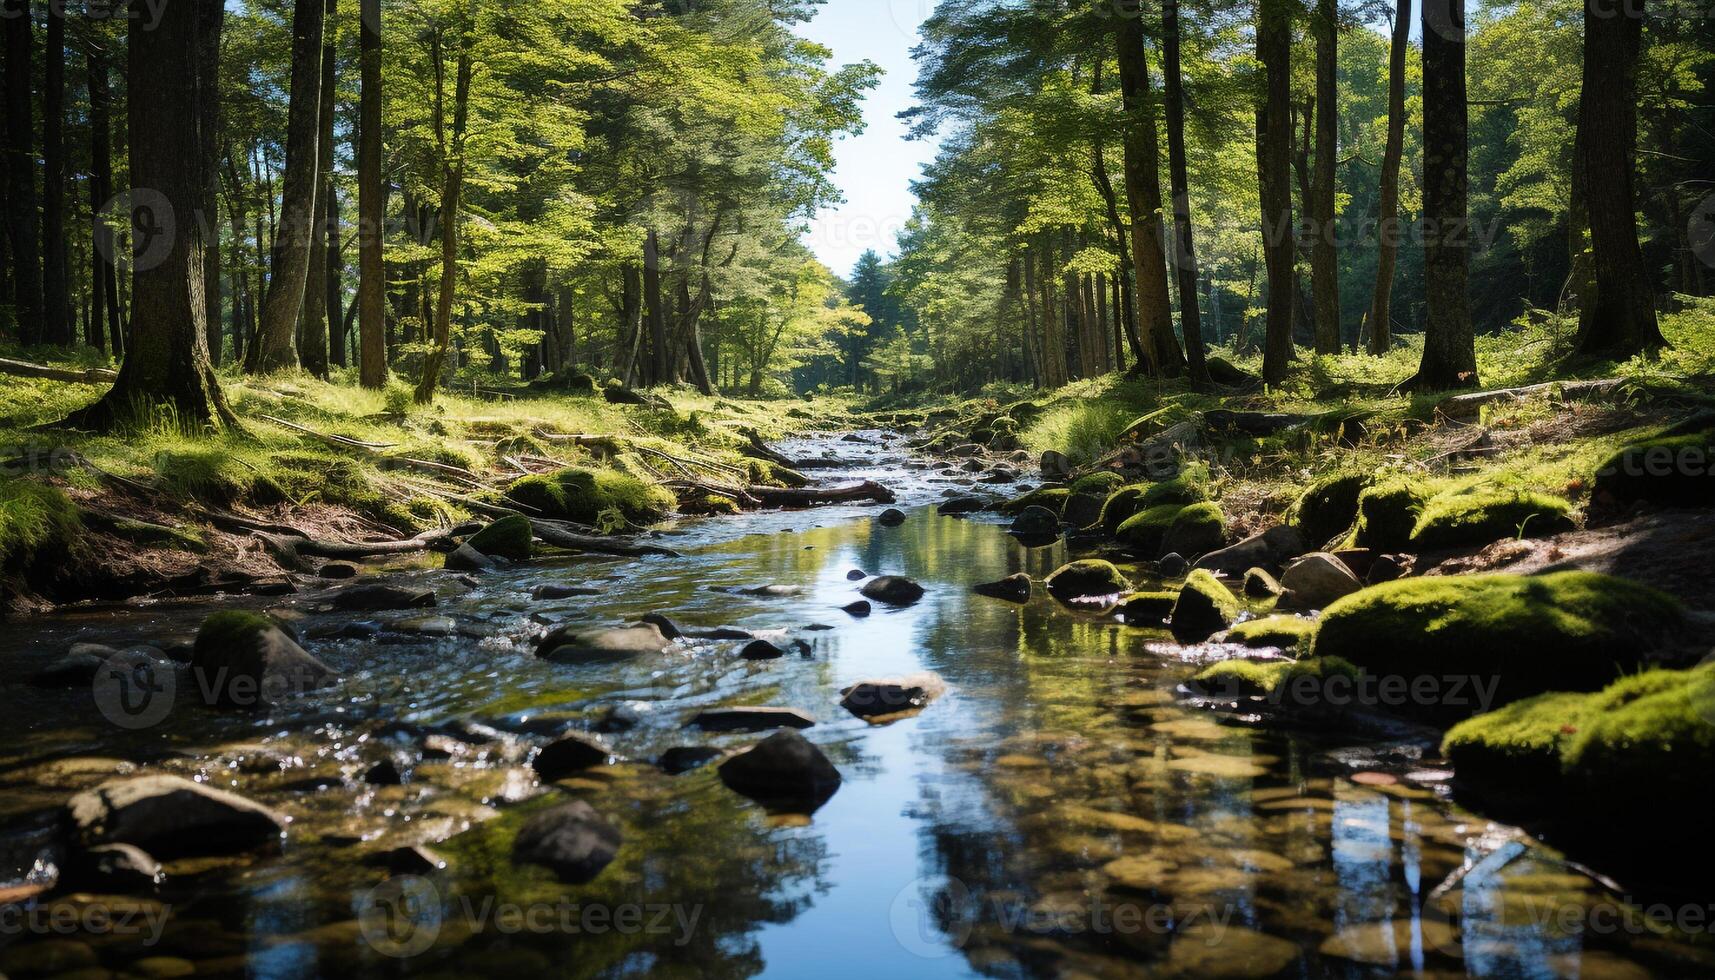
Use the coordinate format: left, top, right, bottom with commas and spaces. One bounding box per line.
0, 433, 1708, 979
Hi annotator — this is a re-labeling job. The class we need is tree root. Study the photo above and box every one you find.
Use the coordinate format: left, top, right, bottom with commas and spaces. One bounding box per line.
750, 481, 897, 508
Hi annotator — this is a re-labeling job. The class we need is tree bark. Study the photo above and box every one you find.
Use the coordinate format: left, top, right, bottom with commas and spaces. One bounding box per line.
62, 0, 234, 431
1367, 0, 1411, 355
357, 0, 386, 387
4, 0, 43, 344
248, 0, 325, 374
414, 35, 471, 404
300, 0, 338, 379
1115, 6, 1184, 376
197, 0, 224, 364
1163, 0, 1211, 386
643, 230, 669, 386
1088, 66, 1148, 368
42, 4, 70, 346
88, 38, 123, 358
1413, 0, 1478, 390
1257, 0, 1295, 384
1573, 0, 1664, 358
1310, 0, 1341, 355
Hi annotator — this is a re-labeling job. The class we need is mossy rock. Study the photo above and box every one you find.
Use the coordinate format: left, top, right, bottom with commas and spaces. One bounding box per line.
1353, 481, 1430, 551
466, 515, 533, 561
503, 468, 675, 530
1161, 502, 1227, 557
1289, 472, 1371, 546
1312, 572, 1686, 716
1114, 591, 1178, 627
1070, 471, 1125, 496
1409, 490, 1574, 551
1226, 615, 1317, 651
1170, 570, 1240, 642
1044, 560, 1132, 601
745, 459, 810, 489
1443, 664, 1715, 825
999, 488, 1071, 517
1115, 504, 1185, 556
1096, 476, 1209, 537
684, 494, 742, 516
1192, 656, 1360, 698
1243, 568, 1284, 598
1591, 431, 1715, 508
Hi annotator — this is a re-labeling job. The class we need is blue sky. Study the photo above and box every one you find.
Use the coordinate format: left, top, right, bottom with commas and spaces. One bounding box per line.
795, 0, 942, 279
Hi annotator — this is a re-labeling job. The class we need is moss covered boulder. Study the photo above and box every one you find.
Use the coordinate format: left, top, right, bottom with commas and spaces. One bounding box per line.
1114, 591, 1178, 628
1290, 472, 1371, 546
1313, 572, 1686, 716
1161, 502, 1227, 557
1098, 475, 1210, 537
467, 515, 533, 561
1115, 504, 1185, 555
1353, 481, 1430, 551
1442, 665, 1715, 841
1226, 615, 1317, 651
1191, 656, 1360, 699
192, 611, 336, 708
1045, 560, 1132, 602
999, 487, 1071, 517
1408, 490, 1574, 551
1070, 471, 1125, 496
1169, 570, 1240, 642
504, 468, 675, 529
1591, 430, 1715, 508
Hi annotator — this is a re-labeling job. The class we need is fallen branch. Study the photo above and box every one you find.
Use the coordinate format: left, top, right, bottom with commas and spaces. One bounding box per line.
1435, 378, 1627, 418
252, 527, 457, 569
255, 413, 487, 488
529, 519, 680, 558
0, 357, 119, 384
1203, 410, 1312, 436
750, 480, 897, 508
737, 428, 848, 470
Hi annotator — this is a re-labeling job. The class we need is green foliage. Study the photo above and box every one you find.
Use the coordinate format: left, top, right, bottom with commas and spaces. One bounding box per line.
1313, 572, 1687, 715
0, 480, 81, 571
503, 468, 675, 530
1409, 489, 1575, 550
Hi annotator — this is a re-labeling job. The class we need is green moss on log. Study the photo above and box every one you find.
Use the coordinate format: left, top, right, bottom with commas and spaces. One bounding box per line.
999, 488, 1072, 516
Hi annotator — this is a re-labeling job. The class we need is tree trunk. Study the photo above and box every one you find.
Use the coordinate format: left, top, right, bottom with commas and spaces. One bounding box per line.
1115, 9, 1183, 376
88, 40, 123, 358
1258, 0, 1295, 384
1573, 0, 1663, 358
1088, 77, 1147, 367
299, 0, 338, 379
62, 0, 233, 431
247, 0, 324, 373
1163, 0, 1211, 386
1020, 248, 1043, 387
620, 263, 643, 386
1413, 0, 1478, 390
4, 0, 43, 344
1310, 0, 1341, 355
42, 5, 70, 346
643, 230, 669, 386
1368, 0, 1410, 355
327, 175, 345, 367
414, 37, 471, 404
196, 0, 224, 364
357, 0, 386, 388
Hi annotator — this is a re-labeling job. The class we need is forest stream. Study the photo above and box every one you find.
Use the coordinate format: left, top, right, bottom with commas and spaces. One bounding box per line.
0, 432, 1708, 980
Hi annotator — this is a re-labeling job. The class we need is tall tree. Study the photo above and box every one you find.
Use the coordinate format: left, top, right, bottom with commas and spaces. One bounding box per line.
198, 1, 225, 363
1162, 0, 1210, 386
1115, 3, 1185, 377
4, 0, 43, 344
1412, 0, 1478, 390
1573, 0, 1664, 358
1366, 0, 1411, 355
41, 4, 70, 346
86, 33, 122, 358
1310, 0, 1340, 355
247, 0, 325, 373
357, 0, 386, 388
1257, 0, 1295, 384
414, 31, 472, 404
63, 0, 233, 430
301, 0, 339, 379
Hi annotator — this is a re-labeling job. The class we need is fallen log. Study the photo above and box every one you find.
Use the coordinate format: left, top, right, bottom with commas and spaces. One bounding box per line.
0, 357, 119, 384
1203, 410, 1313, 436
737, 428, 849, 470
529, 519, 680, 558
1434, 378, 1627, 418
252, 527, 459, 569
750, 481, 897, 508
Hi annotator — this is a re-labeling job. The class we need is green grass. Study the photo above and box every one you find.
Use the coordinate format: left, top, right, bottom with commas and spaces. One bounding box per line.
0, 478, 82, 571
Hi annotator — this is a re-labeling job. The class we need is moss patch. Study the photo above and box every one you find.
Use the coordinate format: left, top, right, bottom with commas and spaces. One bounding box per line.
503, 468, 675, 531
1045, 559, 1132, 601
1171, 570, 1240, 642
1591, 431, 1715, 508
1161, 502, 1227, 557
1115, 504, 1185, 556
1289, 471, 1371, 546
745, 458, 810, 488
0, 479, 81, 571
1409, 490, 1574, 551
1353, 481, 1430, 551
1193, 656, 1360, 698
1313, 572, 1686, 715
1114, 591, 1178, 627
467, 515, 534, 560
1099, 475, 1210, 536
1070, 471, 1125, 496
999, 488, 1072, 517
1227, 615, 1317, 651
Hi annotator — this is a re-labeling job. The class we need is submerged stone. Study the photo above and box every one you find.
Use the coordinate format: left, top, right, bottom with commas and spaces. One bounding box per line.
532, 733, 612, 780
512, 801, 622, 883
973, 573, 1032, 603
67, 775, 286, 858
192, 611, 335, 707
718, 730, 842, 812
535, 623, 671, 663
689, 706, 816, 732
860, 576, 925, 605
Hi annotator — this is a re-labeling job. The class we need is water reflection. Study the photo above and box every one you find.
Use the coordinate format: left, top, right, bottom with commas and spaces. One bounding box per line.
0, 446, 1709, 977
